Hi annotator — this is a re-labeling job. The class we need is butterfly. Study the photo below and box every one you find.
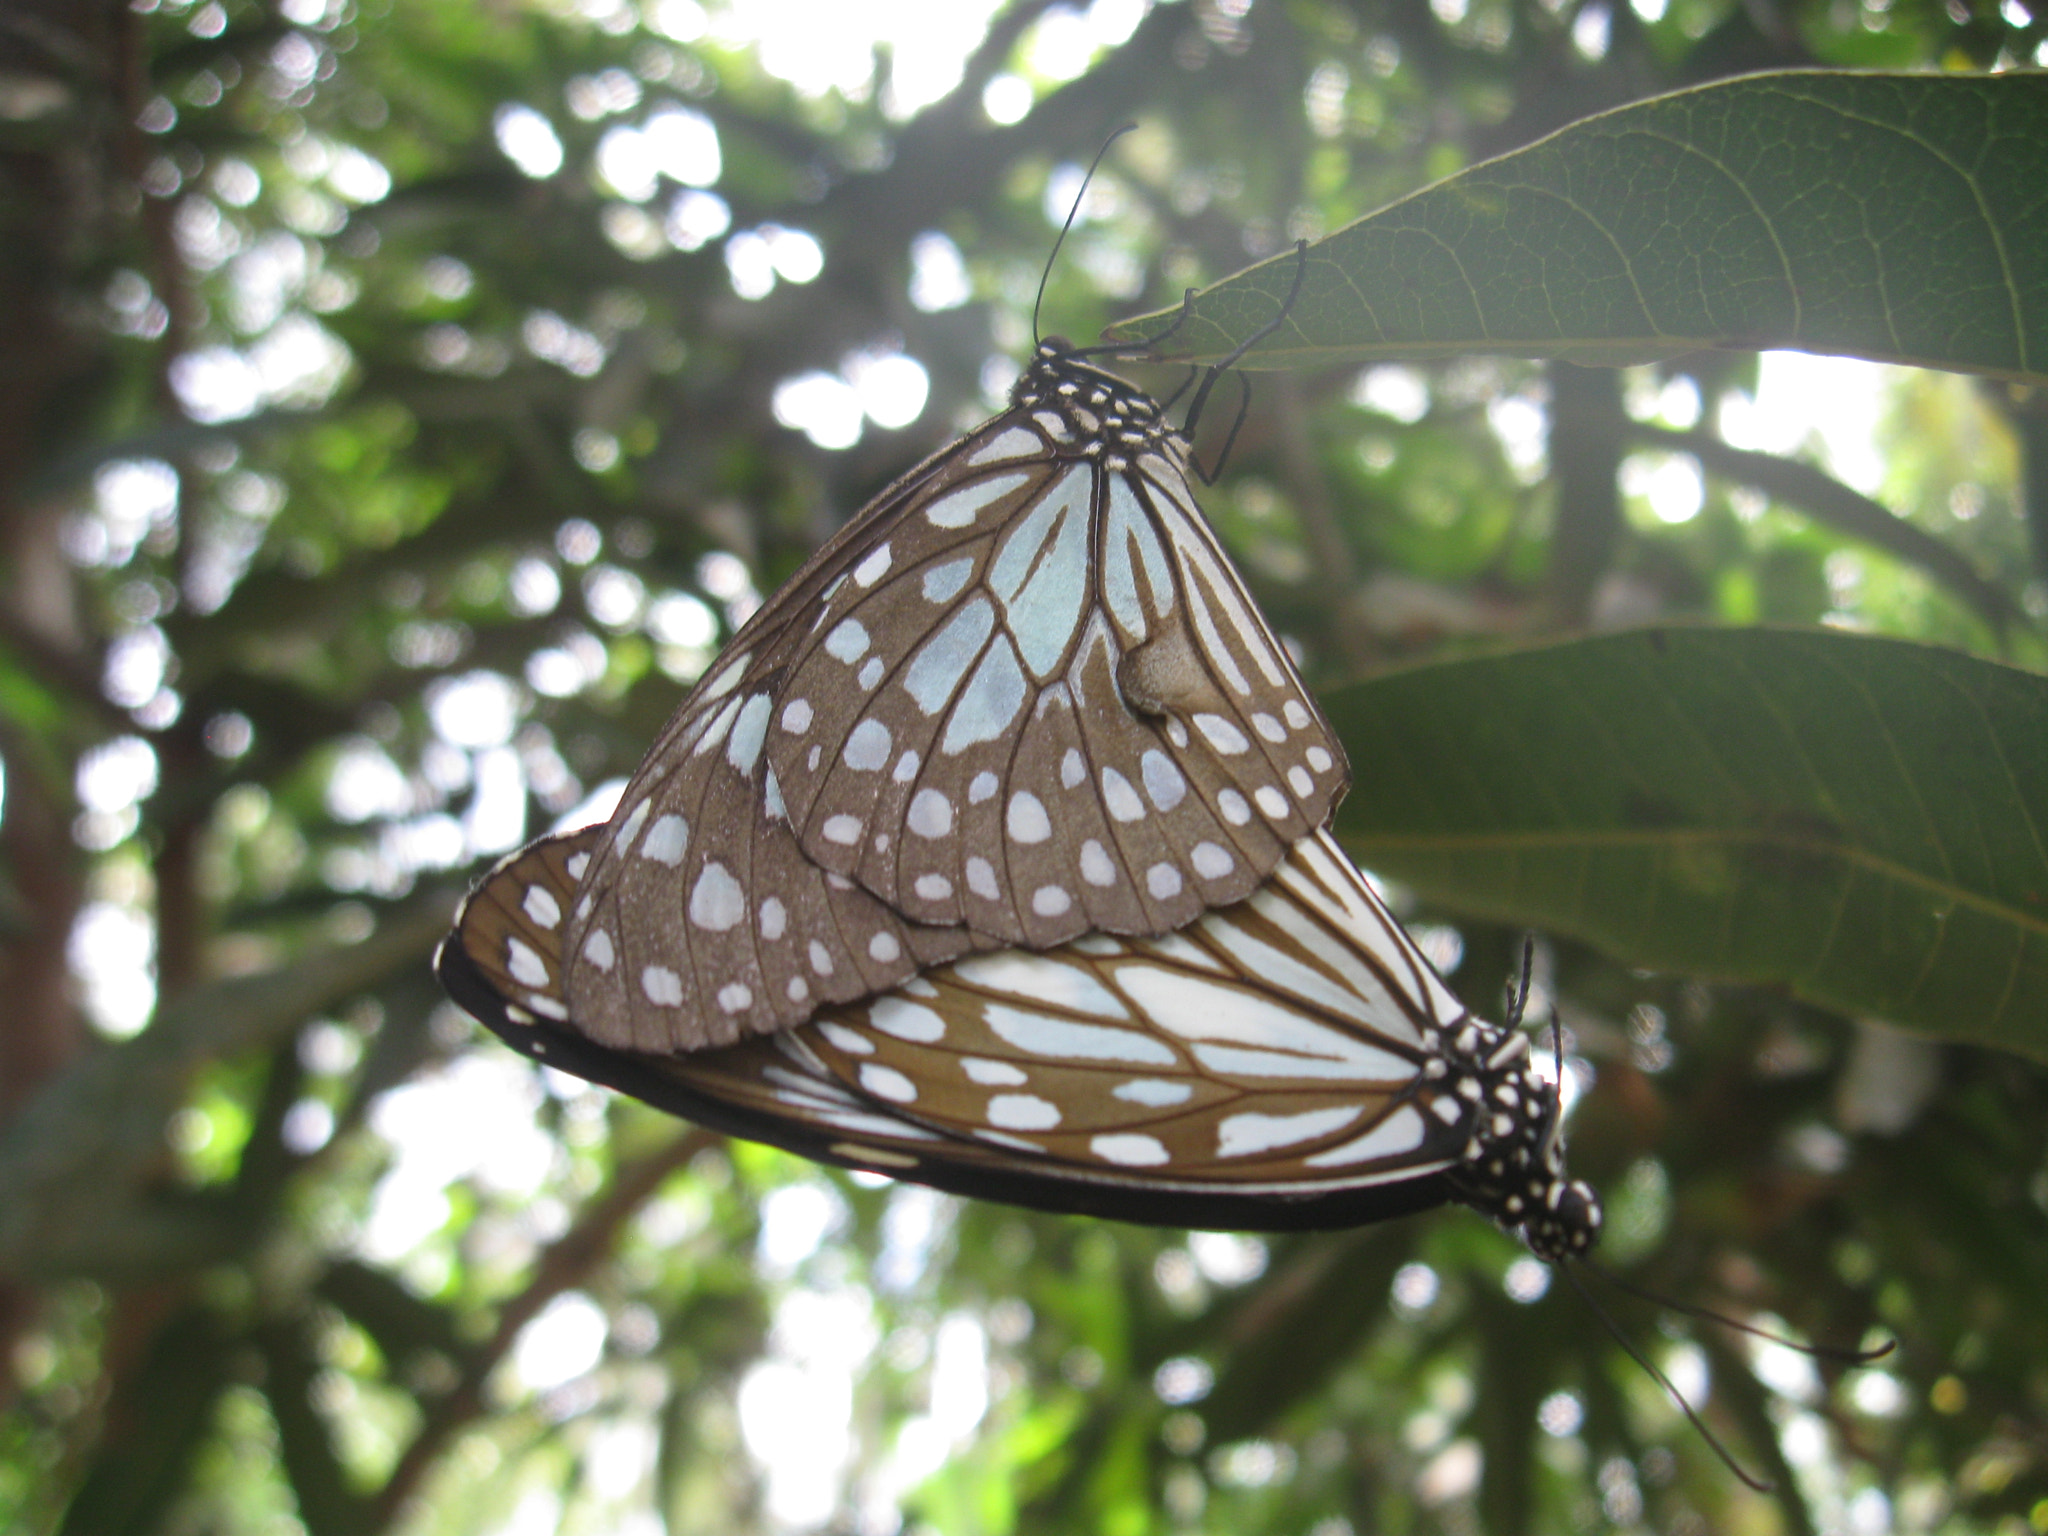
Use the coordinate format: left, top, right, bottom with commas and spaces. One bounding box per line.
439, 822, 1602, 1255
532, 333, 1350, 1055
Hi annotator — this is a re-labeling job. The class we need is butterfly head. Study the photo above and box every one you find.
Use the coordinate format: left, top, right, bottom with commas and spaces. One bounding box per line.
1009, 340, 1169, 466
1448, 1024, 1605, 1264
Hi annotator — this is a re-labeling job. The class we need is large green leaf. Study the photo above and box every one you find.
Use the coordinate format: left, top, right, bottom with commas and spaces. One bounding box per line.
1115, 71, 2048, 381
1327, 628, 2048, 1057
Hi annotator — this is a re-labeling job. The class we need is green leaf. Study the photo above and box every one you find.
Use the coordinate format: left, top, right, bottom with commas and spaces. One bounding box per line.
1326, 628, 2048, 1057
1114, 72, 2048, 381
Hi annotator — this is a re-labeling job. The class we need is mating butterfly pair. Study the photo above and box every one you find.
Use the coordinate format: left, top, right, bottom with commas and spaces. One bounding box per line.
437, 335, 1601, 1261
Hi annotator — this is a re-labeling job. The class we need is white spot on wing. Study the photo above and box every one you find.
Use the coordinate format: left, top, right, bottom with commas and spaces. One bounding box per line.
853, 542, 892, 586
1254, 785, 1289, 819
581, 929, 615, 970
820, 1021, 874, 1054
1146, 863, 1182, 899
522, 885, 562, 929
642, 966, 684, 1005
1141, 750, 1186, 811
860, 1063, 918, 1102
964, 1057, 1028, 1085
700, 652, 750, 700
843, 718, 892, 771
1195, 714, 1250, 754
1031, 884, 1070, 917
967, 426, 1040, 465
1119, 964, 1416, 1081
825, 618, 869, 662
1218, 788, 1251, 826
1079, 839, 1116, 886
984, 1005, 1175, 1064
1101, 767, 1145, 822
966, 857, 998, 899
988, 1094, 1061, 1130
869, 997, 946, 1042
1114, 1079, 1193, 1106
640, 814, 689, 865
717, 982, 753, 1013
868, 932, 901, 963
1007, 791, 1051, 843
760, 897, 787, 939
822, 814, 862, 845
914, 873, 952, 900
781, 698, 813, 734
922, 556, 974, 604
908, 788, 953, 838
1217, 1105, 1363, 1157
506, 937, 548, 988
1304, 1105, 1430, 1166
925, 471, 1028, 528
726, 693, 773, 773
968, 771, 998, 804
689, 863, 745, 931
1191, 842, 1234, 880
1091, 1133, 1170, 1166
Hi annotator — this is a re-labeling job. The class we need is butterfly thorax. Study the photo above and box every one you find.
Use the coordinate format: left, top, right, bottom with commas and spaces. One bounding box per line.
1439, 1025, 1604, 1263
1015, 340, 1178, 472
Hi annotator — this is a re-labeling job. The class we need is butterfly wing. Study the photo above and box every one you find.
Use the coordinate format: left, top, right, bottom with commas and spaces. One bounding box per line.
562, 348, 1346, 1051
769, 413, 1348, 946
785, 829, 1483, 1202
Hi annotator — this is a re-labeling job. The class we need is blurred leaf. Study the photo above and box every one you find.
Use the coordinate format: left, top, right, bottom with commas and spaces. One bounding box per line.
1118, 72, 2048, 381
1331, 627, 2048, 1055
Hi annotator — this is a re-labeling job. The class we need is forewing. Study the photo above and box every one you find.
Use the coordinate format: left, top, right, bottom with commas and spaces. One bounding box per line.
770, 423, 1350, 947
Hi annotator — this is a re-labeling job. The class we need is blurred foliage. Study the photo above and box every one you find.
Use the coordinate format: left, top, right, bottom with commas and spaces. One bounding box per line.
3, 2, 2047, 1536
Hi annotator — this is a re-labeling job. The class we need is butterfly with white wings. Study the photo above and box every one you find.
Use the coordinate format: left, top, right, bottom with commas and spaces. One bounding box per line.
440, 821, 1602, 1253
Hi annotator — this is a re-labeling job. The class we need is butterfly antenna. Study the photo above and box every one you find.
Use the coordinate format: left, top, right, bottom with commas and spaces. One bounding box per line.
1033, 123, 1138, 346
1581, 1259, 1897, 1367
1506, 934, 1537, 1031
1176, 238, 1310, 436
1560, 1261, 1776, 1491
